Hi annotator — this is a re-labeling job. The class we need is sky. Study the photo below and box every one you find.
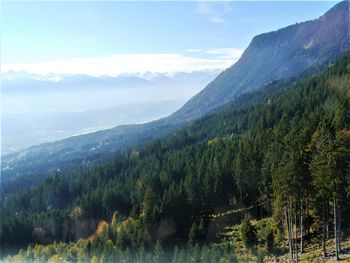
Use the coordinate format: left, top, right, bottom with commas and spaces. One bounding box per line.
1, 1, 339, 76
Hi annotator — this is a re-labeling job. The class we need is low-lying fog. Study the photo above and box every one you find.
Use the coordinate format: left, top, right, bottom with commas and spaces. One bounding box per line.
1, 70, 219, 155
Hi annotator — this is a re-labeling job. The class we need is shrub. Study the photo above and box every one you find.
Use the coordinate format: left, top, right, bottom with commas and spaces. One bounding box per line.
240, 215, 257, 249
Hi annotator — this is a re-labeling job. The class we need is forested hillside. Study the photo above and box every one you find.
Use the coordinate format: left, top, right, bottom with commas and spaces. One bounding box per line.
2, 1, 349, 193
1, 53, 349, 262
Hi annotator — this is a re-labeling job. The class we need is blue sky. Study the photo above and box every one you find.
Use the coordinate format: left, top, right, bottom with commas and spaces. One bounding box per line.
2, 1, 339, 75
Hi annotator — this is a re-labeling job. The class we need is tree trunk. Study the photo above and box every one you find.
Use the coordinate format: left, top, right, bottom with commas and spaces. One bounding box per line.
326, 201, 329, 239
300, 199, 304, 254
285, 202, 293, 261
239, 186, 243, 220
295, 205, 299, 263
322, 198, 327, 258
289, 199, 295, 261
338, 206, 341, 254
306, 199, 310, 236
333, 196, 339, 261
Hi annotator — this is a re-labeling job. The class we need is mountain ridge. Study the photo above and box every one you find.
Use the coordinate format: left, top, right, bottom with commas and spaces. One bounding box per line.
2, 1, 349, 191
172, 0, 349, 119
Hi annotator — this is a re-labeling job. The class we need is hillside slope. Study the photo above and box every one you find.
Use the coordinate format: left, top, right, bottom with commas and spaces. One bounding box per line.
172, 0, 350, 119
2, 52, 349, 263
1, 1, 349, 192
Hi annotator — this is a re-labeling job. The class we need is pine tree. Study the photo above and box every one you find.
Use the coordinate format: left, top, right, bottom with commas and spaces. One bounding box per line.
240, 215, 257, 249
188, 222, 198, 244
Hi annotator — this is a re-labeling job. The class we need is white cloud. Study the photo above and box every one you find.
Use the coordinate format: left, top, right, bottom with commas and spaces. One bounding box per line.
196, 2, 233, 24
185, 48, 204, 53
2, 50, 244, 77
206, 48, 244, 59
209, 16, 225, 24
